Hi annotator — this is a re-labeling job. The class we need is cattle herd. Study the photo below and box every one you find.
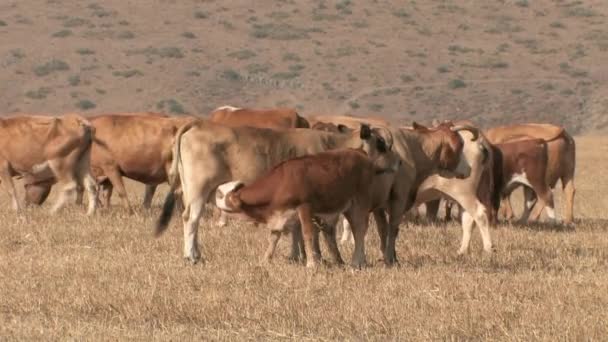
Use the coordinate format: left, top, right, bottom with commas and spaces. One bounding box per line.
0, 107, 576, 268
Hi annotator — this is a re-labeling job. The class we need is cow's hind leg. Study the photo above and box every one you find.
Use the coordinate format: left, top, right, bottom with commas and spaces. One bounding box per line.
0, 163, 21, 211
562, 176, 575, 224
345, 209, 369, 269
297, 204, 319, 268
340, 217, 354, 245
458, 211, 475, 255
103, 167, 134, 214
143, 184, 157, 209
182, 197, 204, 263
263, 231, 282, 262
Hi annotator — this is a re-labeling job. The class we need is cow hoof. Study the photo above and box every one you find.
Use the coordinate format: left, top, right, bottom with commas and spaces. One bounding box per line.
457, 248, 468, 256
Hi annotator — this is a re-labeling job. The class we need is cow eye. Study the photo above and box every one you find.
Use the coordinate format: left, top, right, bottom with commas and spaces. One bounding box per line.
376, 138, 387, 153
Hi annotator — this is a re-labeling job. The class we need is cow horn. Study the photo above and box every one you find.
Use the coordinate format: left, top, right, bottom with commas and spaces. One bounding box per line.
451, 124, 479, 141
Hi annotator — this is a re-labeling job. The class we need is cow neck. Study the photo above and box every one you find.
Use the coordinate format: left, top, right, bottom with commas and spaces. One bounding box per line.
398, 129, 444, 178
323, 131, 364, 150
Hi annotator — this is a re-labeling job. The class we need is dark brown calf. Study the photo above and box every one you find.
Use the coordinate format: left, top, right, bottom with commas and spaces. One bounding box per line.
215, 148, 400, 268
496, 139, 555, 222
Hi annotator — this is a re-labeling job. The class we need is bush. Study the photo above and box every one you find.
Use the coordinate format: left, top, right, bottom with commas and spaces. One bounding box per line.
112, 70, 143, 78
194, 11, 208, 19
52, 29, 72, 37
76, 48, 95, 55
34, 59, 70, 76
251, 23, 310, 40
221, 69, 241, 81
25, 87, 52, 100
181, 32, 196, 39
448, 79, 466, 89
68, 75, 81, 86
76, 99, 96, 110
227, 49, 256, 60
157, 99, 186, 114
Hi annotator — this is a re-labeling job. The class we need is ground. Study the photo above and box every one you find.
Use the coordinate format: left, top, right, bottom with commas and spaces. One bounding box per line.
0, 137, 606, 340
1, 0, 607, 133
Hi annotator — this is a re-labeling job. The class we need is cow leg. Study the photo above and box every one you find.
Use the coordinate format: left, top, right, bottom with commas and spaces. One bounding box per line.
50, 180, 78, 214
81, 174, 98, 215
289, 221, 305, 262
143, 184, 157, 209
457, 211, 475, 255
296, 204, 319, 268
263, 231, 282, 262
216, 210, 228, 227
562, 177, 575, 224
340, 217, 354, 245
533, 187, 556, 222
182, 197, 204, 263
425, 200, 440, 222
103, 167, 134, 214
345, 209, 369, 269
316, 214, 344, 265
75, 184, 84, 205
520, 187, 539, 222
100, 181, 113, 208
373, 209, 388, 258
499, 196, 515, 221
0, 165, 21, 211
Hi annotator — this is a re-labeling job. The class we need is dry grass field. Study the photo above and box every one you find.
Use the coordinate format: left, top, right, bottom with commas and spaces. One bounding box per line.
0, 137, 606, 340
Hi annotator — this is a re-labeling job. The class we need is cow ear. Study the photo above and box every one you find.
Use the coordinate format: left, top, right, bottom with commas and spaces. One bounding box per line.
360, 124, 371, 139
412, 121, 427, 131
227, 192, 243, 210
338, 124, 349, 133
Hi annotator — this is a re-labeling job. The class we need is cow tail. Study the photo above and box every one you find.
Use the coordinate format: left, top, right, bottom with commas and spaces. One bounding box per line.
155, 121, 196, 237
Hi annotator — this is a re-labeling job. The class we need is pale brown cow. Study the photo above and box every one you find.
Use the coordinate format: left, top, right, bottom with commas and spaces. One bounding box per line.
485, 123, 575, 223
209, 106, 310, 129
215, 148, 401, 268
0, 114, 97, 214
24, 113, 197, 212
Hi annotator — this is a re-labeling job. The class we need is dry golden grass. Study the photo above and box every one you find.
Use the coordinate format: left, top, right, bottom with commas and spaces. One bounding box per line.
1, 136, 607, 340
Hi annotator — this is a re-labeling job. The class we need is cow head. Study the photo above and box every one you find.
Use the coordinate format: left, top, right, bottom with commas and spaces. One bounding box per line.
311, 121, 351, 134
430, 120, 486, 178
359, 123, 394, 158
215, 180, 246, 213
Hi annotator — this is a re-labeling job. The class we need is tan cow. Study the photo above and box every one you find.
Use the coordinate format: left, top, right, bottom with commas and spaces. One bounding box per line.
484, 123, 576, 223
24, 113, 197, 212
215, 148, 401, 268
0, 114, 97, 214
154, 120, 393, 263
209, 106, 310, 129
307, 114, 391, 130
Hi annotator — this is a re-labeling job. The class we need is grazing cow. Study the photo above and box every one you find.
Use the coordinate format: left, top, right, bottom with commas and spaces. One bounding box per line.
154, 120, 393, 263
485, 123, 575, 223
0, 114, 97, 214
215, 148, 401, 268
493, 138, 556, 223
209, 106, 310, 129
24, 113, 197, 212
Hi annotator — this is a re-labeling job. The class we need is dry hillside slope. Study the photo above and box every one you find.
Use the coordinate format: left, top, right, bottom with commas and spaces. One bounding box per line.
1, 0, 607, 133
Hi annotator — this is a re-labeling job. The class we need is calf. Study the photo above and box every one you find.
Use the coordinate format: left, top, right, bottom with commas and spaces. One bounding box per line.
496, 138, 555, 222
215, 148, 400, 268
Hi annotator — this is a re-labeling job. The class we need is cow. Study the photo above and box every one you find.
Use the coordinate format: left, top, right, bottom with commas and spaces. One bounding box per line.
338, 121, 497, 257
0, 114, 98, 214
214, 148, 401, 268
484, 123, 575, 223
23, 113, 197, 212
492, 138, 556, 223
307, 121, 482, 264
154, 120, 394, 263
209, 106, 310, 129
307, 114, 391, 130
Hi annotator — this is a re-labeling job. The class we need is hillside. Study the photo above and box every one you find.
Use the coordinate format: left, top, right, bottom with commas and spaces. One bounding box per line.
1, 0, 607, 134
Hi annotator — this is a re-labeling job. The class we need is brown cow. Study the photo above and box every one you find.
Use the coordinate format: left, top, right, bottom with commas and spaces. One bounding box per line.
308, 114, 391, 130
0, 114, 97, 214
24, 113, 197, 212
485, 123, 575, 223
209, 106, 310, 129
215, 148, 401, 268
494, 138, 556, 223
